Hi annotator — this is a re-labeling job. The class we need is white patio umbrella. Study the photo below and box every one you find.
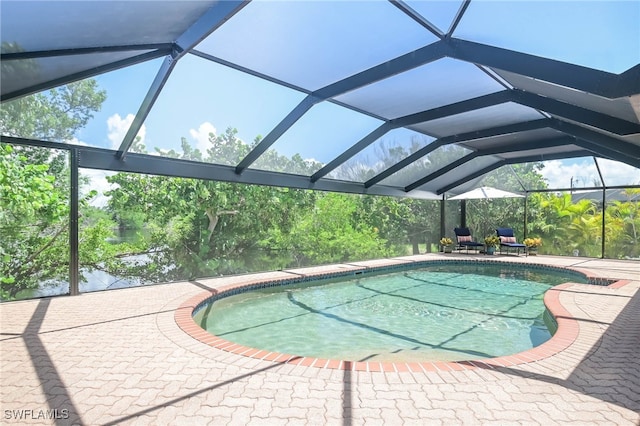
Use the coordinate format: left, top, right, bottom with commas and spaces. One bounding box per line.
448, 186, 524, 200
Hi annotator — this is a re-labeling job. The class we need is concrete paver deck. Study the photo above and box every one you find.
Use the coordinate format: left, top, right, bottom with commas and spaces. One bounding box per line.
1, 254, 639, 425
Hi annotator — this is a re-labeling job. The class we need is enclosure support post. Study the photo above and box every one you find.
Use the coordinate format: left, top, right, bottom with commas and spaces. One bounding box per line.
523, 193, 528, 240
460, 199, 466, 228
594, 158, 606, 259
440, 194, 446, 239
70, 148, 79, 296
601, 188, 606, 259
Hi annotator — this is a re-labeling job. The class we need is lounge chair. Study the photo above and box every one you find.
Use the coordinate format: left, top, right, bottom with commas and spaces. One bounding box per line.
454, 227, 484, 253
496, 228, 526, 256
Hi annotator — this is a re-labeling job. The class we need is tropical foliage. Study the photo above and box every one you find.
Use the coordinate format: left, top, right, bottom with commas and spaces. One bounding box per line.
523, 237, 542, 248
0, 81, 130, 300
1, 79, 639, 301
484, 236, 500, 248
439, 237, 453, 246
527, 190, 640, 258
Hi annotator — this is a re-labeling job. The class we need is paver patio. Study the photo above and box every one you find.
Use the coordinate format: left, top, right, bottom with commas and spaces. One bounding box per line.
1, 254, 639, 425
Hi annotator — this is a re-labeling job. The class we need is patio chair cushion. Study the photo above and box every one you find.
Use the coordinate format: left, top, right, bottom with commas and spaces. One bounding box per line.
496, 228, 526, 253
454, 227, 472, 236
459, 241, 483, 247
496, 227, 515, 238
453, 227, 483, 250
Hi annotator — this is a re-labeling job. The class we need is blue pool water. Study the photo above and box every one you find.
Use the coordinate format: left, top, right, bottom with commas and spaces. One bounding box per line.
194, 263, 588, 362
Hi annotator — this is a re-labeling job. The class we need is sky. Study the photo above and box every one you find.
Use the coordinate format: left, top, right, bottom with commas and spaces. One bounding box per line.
33, 0, 639, 204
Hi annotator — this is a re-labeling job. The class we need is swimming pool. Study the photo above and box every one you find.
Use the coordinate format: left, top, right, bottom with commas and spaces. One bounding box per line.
192, 262, 589, 363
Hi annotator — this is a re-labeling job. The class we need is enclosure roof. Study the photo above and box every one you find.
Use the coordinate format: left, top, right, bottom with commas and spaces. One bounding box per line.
1, 0, 639, 198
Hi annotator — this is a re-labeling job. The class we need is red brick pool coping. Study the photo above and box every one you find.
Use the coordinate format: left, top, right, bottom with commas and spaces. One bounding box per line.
175, 265, 632, 373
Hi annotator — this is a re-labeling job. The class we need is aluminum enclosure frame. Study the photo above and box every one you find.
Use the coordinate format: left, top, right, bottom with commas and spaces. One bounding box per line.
1, 0, 639, 296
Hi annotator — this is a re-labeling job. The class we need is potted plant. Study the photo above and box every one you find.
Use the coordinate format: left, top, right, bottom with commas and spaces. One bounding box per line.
440, 237, 454, 253
523, 237, 542, 255
484, 236, 500, 255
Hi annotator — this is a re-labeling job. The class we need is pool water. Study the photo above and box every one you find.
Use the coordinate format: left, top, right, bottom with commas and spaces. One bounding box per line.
194, 263, 587, 362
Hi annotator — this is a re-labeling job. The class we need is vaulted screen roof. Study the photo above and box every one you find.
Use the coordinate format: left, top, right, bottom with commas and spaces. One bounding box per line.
2, 0, 639, 198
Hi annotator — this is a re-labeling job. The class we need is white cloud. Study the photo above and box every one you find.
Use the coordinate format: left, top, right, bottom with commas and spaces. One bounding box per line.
539, 160, 599, 189
304, 157, 321, 166
80, 169, 117, 208
107, 113, 146, 150
595, 158, 640, 186
66, 137, 88, 146
149, 149, 168, 156
189, 122, 217, 153
539, 159, 640, 189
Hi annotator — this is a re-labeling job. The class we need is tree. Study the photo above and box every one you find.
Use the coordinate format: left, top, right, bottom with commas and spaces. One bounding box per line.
605, 189, 640, 259
0, 80, 115, 300
0, 79, 106, 174
462, 164, 547, 241
284, 192, 392, 265
105, 127, 410, 280
0, 144, 68, 299
333, 138, 462, 254
0, 144, 131, 299
106, 131, 320, 280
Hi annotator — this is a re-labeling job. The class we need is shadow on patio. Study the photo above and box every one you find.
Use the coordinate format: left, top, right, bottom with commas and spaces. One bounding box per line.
461, 287, 640, 413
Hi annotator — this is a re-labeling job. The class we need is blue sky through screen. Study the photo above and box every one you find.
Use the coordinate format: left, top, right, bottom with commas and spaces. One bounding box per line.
454, 0, 640, 73
60, 0, 639, 197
